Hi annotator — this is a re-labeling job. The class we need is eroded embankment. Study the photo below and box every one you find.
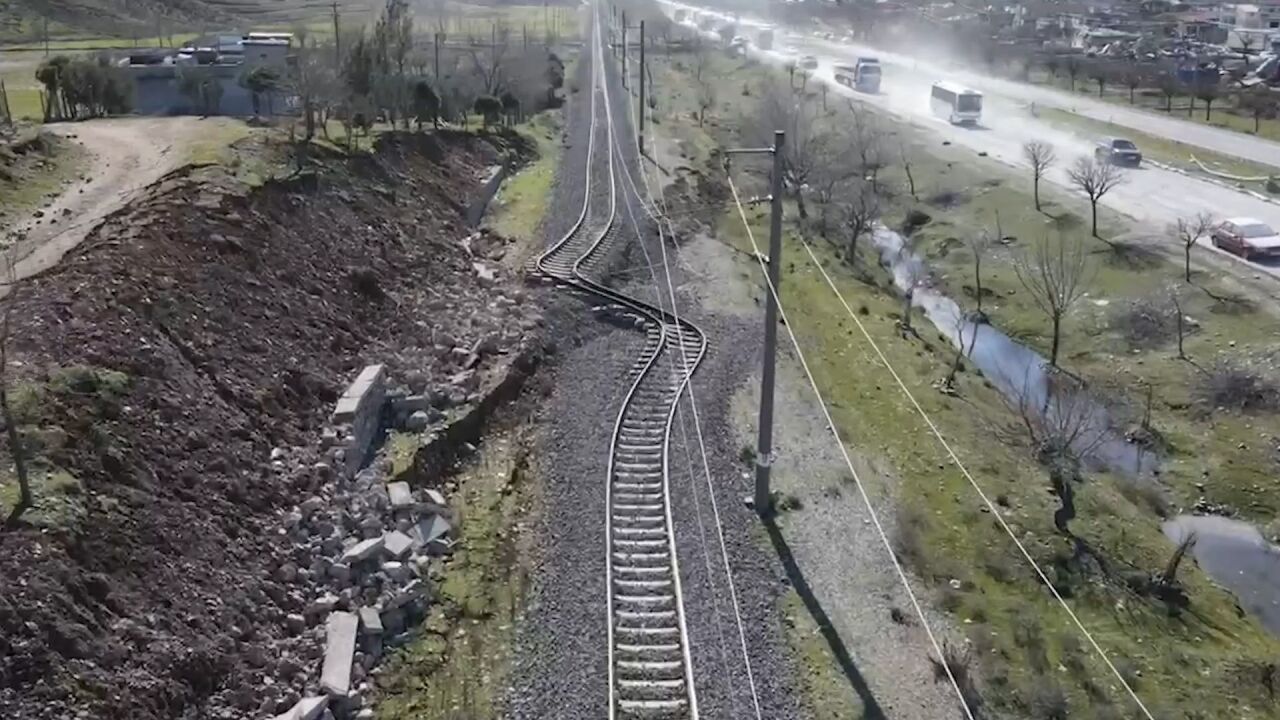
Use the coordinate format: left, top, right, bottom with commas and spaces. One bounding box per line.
0, 129, 542, 720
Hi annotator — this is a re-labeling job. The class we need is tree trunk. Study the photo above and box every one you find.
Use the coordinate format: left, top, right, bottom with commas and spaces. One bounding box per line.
1165, 93, 1173, 112
1188, 95, 1194, 117
1129, 86, 1135, 103
2, 382, 31, 528
1185, 246, 1192, 282
1204, 100, 1212, 122
1033, 175, 1041, 211
795, 192, 808, 221
1176, 311, 1186, 359
974, 255, 984, 313
1256, 112, 1262, 134
1050, 315, 1061, 367
1090, 200, 1098, 238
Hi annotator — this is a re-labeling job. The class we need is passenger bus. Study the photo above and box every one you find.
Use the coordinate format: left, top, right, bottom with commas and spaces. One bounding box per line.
930, 81, 982, 125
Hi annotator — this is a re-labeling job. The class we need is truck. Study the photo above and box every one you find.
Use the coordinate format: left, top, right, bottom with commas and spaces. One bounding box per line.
756, 27, 774, 50
834, 57, 881, 93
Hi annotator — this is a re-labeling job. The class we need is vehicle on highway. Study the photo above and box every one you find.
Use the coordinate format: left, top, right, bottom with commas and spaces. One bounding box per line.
832, 57, 881, 93
930, 81, 983, 125
799, 54, 819, 70
1095, 137, 1143, 166
1210, 217, 1280, 259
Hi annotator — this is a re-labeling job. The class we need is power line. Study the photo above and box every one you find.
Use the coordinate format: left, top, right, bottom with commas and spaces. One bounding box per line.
723, 168, 979, 720
793, 233, 1159, 719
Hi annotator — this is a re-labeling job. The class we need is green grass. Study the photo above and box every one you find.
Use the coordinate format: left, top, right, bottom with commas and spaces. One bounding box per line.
385, 430, 419, 478
375, 428, 535, 719
487, 109, 563, 265
1039, 106, 1280, 181
650, 45, 1280, 719
0, 467, 84, 529
1, 131, 87, 224
434, 1, 581, 42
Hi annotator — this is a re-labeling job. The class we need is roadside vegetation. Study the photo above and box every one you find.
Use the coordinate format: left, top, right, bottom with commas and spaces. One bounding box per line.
633, 10, 1280, 718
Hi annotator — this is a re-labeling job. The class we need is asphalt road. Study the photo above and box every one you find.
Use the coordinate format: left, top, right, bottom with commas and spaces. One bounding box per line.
663, 0, 1280, 280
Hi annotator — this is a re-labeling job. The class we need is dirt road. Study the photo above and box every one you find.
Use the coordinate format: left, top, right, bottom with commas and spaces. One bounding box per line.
4, 117, 239, 290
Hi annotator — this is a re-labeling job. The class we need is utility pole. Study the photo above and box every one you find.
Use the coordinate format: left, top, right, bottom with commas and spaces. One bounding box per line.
725, 131, 786, 515
434, 32, 441, 84
332, 1, 342, 67
638, 21, 645, 150
621, 11, 627, 78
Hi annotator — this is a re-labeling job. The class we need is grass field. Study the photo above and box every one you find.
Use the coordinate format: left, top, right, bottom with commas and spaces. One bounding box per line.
487, 108, 564, 267
648, 43, 1280, 720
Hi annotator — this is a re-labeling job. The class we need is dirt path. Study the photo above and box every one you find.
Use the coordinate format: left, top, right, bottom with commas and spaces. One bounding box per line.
4, 117, 237, 290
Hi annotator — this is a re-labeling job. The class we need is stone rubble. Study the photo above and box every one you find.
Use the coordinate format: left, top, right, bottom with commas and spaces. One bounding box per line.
253, 370, 461, 720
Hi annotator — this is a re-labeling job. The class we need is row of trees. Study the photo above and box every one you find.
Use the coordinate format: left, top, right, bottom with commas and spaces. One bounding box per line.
34, 55, 132, 121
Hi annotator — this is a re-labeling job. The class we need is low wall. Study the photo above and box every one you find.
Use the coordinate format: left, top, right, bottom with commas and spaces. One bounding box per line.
465, 163, 510, 228
331, 364, 387, 479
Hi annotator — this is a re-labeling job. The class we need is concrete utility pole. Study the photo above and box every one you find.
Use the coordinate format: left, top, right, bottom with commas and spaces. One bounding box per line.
726, 131, 786, 515
638, 20, 645, 150
621, 11, 627, 86
332, 1, 342, 67
434, 32, 441, 83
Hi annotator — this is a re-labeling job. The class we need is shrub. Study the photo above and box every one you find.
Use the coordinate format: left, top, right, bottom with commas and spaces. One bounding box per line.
1031, 683, 1070, 720
1110, 296, 1175, 349
1197, 357, 1280, 413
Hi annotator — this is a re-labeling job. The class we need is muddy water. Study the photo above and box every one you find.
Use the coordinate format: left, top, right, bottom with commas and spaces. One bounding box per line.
869, 228, 1155, 478
1164, 515, 1280, 636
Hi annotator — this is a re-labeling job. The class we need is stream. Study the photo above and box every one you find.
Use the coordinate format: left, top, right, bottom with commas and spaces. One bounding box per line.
870, 229, 1280, 637
869, 228, 1154, 478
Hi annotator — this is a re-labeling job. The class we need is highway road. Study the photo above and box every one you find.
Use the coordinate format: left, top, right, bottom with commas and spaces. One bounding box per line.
662, 0, 1280, 281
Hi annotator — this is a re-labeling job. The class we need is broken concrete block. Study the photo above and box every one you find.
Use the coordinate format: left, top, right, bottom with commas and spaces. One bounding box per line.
358, 607, 383, 636
341, 537, 384, 563
321, 611, 359, 697
424, 488, 447, 507
386, 579, 427, 610
382, 561, 411, 583
382, 530, 415, 559
272, 695, 328, 720
386, 482, 413, 509
414, 515, 451, 546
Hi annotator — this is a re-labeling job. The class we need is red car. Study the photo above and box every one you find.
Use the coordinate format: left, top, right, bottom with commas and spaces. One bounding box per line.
1211, 217, 1280, 260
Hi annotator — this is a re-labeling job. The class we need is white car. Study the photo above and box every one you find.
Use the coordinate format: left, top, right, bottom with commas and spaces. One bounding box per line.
1211, 217, 1280, 260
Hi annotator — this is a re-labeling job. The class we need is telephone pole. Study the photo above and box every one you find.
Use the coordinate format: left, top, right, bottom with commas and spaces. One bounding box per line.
331, 1, 342, 67
638, 21, 645, 150
621, 11, 627, 86
726, 131, 786, 515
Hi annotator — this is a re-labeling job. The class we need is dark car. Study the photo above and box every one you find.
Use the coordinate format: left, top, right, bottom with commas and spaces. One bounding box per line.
1094, 137, 1142, 166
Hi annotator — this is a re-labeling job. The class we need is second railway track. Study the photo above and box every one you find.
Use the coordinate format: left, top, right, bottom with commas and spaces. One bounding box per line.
534, 6, 708, 718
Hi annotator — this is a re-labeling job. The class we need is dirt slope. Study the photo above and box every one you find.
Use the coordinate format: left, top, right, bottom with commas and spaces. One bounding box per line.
0, 129, 538, 720
4, 117, 240, 293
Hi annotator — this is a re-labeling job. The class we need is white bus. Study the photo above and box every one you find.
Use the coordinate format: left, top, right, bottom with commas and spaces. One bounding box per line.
930, 81, 982, 125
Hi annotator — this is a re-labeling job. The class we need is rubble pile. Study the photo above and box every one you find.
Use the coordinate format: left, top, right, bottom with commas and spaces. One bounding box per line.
262, 449, 455, 720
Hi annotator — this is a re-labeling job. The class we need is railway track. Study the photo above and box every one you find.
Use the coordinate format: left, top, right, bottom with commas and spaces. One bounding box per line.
534, 6, 707, 719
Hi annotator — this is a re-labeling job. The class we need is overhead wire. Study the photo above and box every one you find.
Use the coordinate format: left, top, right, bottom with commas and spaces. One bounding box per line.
723, 166, 979, 720
792, 232, 1158, 719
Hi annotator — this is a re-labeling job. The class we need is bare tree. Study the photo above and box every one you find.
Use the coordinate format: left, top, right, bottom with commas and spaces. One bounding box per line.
692, 40, 715, 127
1194, 79, 1220, 122
1, 254, 31, 528
1170, 212, 1214, 282
1159, 532, 1197, 587
1022, 140, 1056, 212
848, 103, 885, 191
898, 259, 928, 335
968, 228, 995, 316
469, 25, 509, 94
1065, 56, 1081, 91
1157, 71, 1180, 112
1006, 373, 1108, 533
1014, 234, 1092, 367
1087, 59, 1110, 97
1066, 156, 1125, 239
1238, 85, 1277, 134
1169, 284, 1188, 361
840, 180, 881, 263
943, 310, 970, 393
900, 140, 916, 200
752, 78, 832, 220
1121, 66, 1143, 104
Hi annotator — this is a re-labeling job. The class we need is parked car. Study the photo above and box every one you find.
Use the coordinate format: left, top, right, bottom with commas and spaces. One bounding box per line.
1210, 217, 1280, 259
799, 55, 819, 69
1094, 137, 1143, 166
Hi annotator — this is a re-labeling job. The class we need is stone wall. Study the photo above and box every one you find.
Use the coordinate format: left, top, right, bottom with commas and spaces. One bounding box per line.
465, 164, 509, 228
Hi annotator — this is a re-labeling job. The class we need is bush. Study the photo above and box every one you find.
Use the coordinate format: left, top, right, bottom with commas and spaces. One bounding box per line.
1031, 683, 1070, 720
1197, 357, 1280, 413
1110, 296, 1175, 349
36, 54, 132, 121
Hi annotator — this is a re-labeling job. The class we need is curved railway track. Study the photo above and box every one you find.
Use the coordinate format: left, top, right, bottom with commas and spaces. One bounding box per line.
535, 7, 707, 719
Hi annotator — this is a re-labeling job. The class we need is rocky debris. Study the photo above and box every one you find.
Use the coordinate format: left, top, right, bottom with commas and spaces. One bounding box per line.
273, 695, 329, 720
321, 612, 359, 697
386, 481, 413, 509
382, 530, 415, 559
